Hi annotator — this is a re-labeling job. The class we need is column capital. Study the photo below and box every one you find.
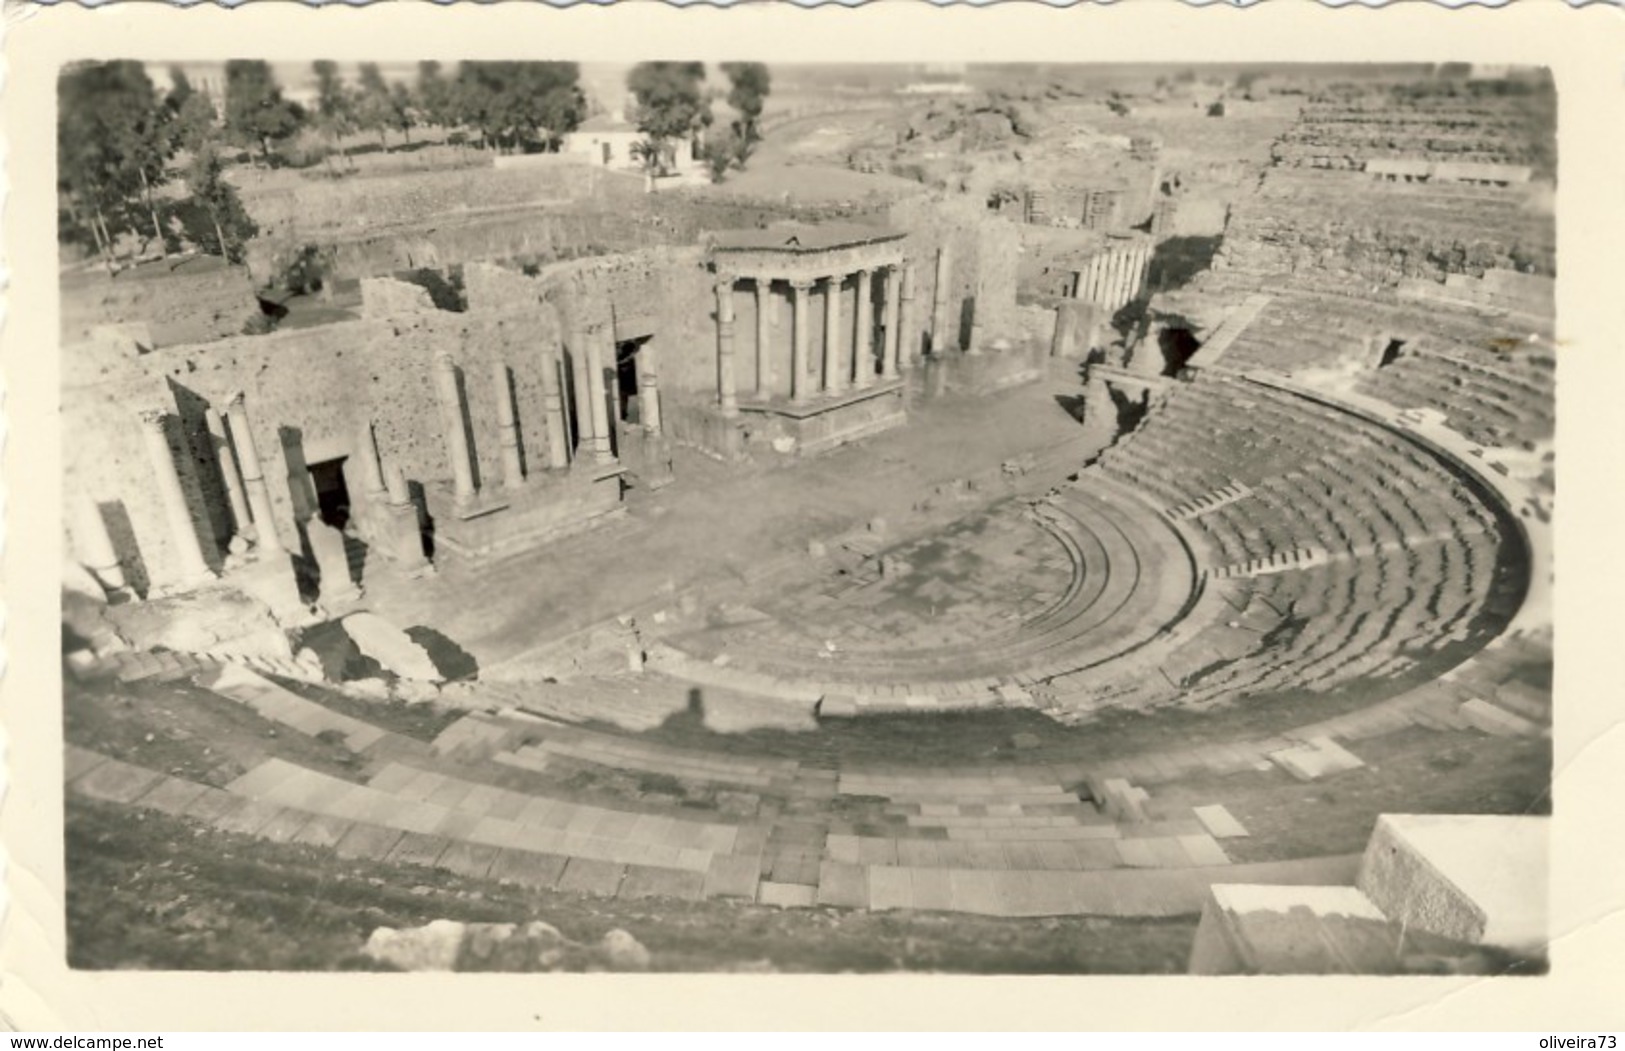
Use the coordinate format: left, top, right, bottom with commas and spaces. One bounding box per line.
715, 273, 739, 293
855, 266, 872, 280
138, 408, 167, 430
824, 274, 844, 289
788, 277, 814, 293
433, 350, 457, 370
226, 389, 248, 410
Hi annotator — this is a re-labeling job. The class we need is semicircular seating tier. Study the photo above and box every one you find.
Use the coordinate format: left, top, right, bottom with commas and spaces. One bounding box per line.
654, 371, 1529, 721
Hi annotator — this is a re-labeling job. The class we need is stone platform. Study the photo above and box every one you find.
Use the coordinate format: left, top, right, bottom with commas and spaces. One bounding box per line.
737, 380, 907, 457
422, 461, 624, 559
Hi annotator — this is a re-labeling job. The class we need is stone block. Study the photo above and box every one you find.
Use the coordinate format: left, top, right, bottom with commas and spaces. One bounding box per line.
1458, 698, 1542, 738
702, 854, 761, 900
1192, 804, 1249, 839
1357, 813, 1547, 954
555, 858, 625, 897
817, 694, 860, 719
343, 612, 443, 682
1269, 737, 1366, 781
815, 861, 870, 909
308, 517, 362, 605
757, 881, 817, 909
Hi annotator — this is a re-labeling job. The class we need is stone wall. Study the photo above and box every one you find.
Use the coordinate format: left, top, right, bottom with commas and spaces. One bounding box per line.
235, 160, 643, 241
60, 262, 261, 348
1271, 82, 1555, 175
1216, 170, 1555, 285
888, 194, 1022, 352
64, 190, 1028, 590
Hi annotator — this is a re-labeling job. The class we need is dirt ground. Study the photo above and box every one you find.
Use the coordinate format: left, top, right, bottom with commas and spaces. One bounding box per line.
65, 799, 1196, 974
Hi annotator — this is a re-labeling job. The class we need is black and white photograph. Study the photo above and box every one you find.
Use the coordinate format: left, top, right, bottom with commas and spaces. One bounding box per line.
5, 0, 1622, 1031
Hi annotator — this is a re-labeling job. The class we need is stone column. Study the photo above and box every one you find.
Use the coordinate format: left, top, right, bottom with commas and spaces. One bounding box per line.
569, 320, 596, 461
790, 279, 813, 404
353, 417, 389, 541
882, 266, 902, 378
226, 392, 285, 556
384, 462, 432, 575
491, 361, 525, 489
385, 462, 412, 506
540, 348, 571, 469
1104, 250, 1122, 311
211, 409, 254, 546
755, 279, 773, 396
1085, 370, 1114, 427
930, 246, 952, 355
966, 278, 984, 356
900, 262, 919, 367
715, 279, 739, 417
852, 268, 874, 388
72, 490, 131, 598
1083, 255, 1101, 305
640, 369, 662, 436
139, 410, 214, 585
585, 324, 615, 461
1138, 244, 1153, 298
822, 274, 845, 394
433, 352, 478, 503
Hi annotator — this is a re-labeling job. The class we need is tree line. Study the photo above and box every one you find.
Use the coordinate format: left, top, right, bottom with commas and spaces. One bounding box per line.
58, 59, 773, 272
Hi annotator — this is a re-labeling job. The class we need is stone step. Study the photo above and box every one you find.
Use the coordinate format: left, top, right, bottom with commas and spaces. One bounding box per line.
1188, 883, 1408, 975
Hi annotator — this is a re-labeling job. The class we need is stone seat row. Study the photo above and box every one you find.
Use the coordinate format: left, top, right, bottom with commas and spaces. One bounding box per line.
1358, 356, 1554, 447
659, 486, 1189, 699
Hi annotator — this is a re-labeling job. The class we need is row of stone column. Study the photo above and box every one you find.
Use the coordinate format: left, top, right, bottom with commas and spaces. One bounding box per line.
715, 261, 917, 415
131, 394, 292, 587
1075, 241, 1153, 315
431, 327, 653, 505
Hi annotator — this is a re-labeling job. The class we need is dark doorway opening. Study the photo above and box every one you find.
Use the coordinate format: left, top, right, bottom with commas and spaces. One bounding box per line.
1378, 338, 1406, 368
1158, 327, 1202, 376
616, 337, 649, 424
308, 457, 352, 531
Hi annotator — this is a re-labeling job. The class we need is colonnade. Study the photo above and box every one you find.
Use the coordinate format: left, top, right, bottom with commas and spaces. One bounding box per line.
431, 323, 652, 506
1074, 240, 1154, 315
117, 391, 289, 591
713, 259, 915, 414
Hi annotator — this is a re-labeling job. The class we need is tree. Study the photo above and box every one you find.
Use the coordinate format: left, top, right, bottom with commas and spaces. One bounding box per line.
224, 60, 304, 166
179, 141, 257, 263
702, 128, 740, 184
311, 61, 358, 171
354, 63, 396, 150
453, 62, 584, 153
719, 62, 771, 167
415, 61, 457, 132
627, 62, 709, 188
390, 81, 417, 144
58, 61, 175, 266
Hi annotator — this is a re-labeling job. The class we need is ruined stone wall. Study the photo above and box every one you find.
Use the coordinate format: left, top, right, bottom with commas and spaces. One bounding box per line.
1216, 170, 1555, 286
60, 263, 261, 348
1016, 225, 1110, 302
1272, 86, 1556, 174
236, 161, 644, 241
297, 192, 898, 288
62, 291, 577, 590
889, 194, 1022, 352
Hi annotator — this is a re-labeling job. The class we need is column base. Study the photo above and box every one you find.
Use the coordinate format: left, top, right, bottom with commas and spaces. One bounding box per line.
232, 552, 307, 623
